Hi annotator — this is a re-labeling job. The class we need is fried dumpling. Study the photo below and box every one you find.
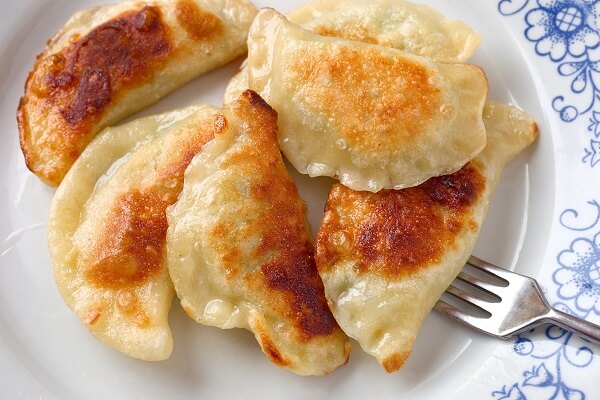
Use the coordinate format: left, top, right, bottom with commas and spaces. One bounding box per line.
289, 0, 480, 62
224, 66, 250, 104
314, 102, 538, 372
245, 9, 488, 192
166, 91, 350, 376
48, 103, 220, 361
18, 0, 257, 187
224, 0, 480, 103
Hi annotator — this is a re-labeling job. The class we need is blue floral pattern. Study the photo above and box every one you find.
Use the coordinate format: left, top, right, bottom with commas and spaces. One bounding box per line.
491, 201, 600, 399
583, 139, 600, 166
492, 326, 593, 400
555, 232, 600, 314
499, 0, 600, 167
525, 1, 600, 61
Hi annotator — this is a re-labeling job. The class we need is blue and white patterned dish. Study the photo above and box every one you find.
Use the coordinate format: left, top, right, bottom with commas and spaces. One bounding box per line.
491, 2, 600, 399
0, 0, 598, 399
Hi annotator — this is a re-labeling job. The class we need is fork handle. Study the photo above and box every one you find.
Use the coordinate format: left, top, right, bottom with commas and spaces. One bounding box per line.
544, 308, 600, 344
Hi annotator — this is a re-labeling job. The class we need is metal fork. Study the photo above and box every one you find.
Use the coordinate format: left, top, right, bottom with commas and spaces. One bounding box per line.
434, 256, 600, 343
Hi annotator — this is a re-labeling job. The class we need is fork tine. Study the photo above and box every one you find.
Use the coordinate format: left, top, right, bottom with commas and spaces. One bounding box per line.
457, 271, 503, 296
434, 300, 490, 331
445, 285, 493, 315
467, 256, 511, 283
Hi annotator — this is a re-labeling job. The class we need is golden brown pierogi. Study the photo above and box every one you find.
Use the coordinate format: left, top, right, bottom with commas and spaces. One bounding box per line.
48, 103, 220, 360
244, 9, 488, 192
224, 0, 481, 102
167, 91, 350, 376
315, 102, 538, 372
19, 0, 257, 186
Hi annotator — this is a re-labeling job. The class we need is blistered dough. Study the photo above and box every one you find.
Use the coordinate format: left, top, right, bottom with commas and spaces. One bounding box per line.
167, 91, 350, 376
288, 0, 480, 62
49, 104, 220, 360
225, 0, 480, 110
19, 0, 257, 186
314, 102, 538, 372
245, 9, 488, 191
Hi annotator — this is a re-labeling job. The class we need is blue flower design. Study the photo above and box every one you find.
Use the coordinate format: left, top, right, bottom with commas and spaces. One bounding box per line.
514, 337, 534, 355
526, 0, 600, 61
583, 139, 600, 165
492, 384, 527, 400
491, 200, 599, 399
587, 111, 600, 137
564, 387, 586, 400
500, 0, 600, 167
555, 232, 600, 313
523, 363, 553, 387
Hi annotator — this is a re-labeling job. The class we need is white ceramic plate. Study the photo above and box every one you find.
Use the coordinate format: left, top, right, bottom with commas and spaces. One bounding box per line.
1, 0, 599, 399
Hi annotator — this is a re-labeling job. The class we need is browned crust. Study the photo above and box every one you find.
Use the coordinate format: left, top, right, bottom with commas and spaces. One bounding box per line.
255, 319, 291, 368
261, 249, 340, 340
84, 116, 215, 290
18, 6, 174, 186
532, 122, 540, 140
116, 289, 151, 328
286, 45, 441, 151
315, 162, 486, 279
18, 3, 224, 186
382, 351, 411, 373
84, 308, 102, 325
220, 91, 344, 341
315, 25, 391, 46
175, 0, 223, 41
85, 189, 171, 288
241, 88, 276, 111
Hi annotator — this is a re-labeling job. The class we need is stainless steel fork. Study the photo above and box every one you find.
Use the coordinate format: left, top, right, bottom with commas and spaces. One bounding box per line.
434, 256, 600, 343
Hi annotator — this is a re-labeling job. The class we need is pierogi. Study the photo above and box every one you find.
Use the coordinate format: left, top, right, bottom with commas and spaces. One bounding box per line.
314, 102, 538, 372
167, 91, 350, 376
245, 9, 488, 192
287, 0, 480, 62
224, 0, 481, 102
48, 104, 220, 360
18, 0, 257, 186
